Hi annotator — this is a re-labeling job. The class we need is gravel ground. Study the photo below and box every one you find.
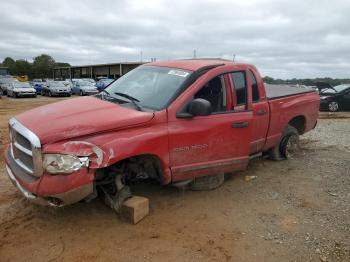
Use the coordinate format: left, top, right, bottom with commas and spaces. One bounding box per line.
0, 96, 349, 262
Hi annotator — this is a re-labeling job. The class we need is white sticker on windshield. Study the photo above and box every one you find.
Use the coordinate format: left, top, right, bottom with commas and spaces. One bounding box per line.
168, 70, 189, 78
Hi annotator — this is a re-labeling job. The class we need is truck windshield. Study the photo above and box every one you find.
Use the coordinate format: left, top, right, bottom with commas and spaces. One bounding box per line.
105, 66, 192, 110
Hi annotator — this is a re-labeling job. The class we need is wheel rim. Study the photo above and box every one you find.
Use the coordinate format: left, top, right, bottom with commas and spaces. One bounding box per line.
328, 102, 339, 112
285, 135, 299, 158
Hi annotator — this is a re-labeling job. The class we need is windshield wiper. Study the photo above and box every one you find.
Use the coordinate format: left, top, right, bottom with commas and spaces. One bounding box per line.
101, 89, 110, 95
96, 89, 121, 102
114, 92, 142, 111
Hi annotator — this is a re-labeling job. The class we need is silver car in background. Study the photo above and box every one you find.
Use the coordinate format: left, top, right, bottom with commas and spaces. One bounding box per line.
0, 77, 19, 95
72, 79, 99, 96
41, 81, 71, 97
7, 81, 37, 98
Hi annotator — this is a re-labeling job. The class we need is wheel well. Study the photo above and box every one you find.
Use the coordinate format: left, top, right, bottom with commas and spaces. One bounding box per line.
97, 154, 164, 184
288, 115, 306, 134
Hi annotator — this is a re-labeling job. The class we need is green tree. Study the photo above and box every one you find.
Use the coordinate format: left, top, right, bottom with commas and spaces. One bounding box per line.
2, 57, 16, 74
32, 54, 56, 79
14, 59, 32, 77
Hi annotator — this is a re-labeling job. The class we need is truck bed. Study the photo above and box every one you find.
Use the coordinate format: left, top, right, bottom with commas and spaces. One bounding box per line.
265, 84, 316, 100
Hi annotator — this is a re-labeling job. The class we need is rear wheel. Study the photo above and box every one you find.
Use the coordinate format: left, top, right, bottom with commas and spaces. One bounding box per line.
328, 101, 339, 112
269, 125, 299, 160
190, 173, 225, 191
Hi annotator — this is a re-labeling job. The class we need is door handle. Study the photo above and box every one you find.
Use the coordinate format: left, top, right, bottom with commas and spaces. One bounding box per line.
256, 109, 267, 116
232, 122, 249, 128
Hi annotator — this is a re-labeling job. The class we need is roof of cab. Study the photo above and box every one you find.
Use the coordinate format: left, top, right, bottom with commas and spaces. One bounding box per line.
145, 58, 239, 71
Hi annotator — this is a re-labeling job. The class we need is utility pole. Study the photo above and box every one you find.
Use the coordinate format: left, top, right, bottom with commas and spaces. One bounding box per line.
193, 49, 197, 59
140, 51, 143, 62
232, 54, 236, 62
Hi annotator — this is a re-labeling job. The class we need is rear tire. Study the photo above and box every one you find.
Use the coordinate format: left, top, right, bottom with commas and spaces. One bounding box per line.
269, 125, 299, 160
190, 173, 225, 191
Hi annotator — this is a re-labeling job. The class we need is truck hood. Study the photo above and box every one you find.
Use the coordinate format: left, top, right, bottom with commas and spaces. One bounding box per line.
15, 96, 155, 144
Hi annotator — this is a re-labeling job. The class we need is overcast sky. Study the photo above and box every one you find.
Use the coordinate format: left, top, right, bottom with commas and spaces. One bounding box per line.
0, 0, 349, 79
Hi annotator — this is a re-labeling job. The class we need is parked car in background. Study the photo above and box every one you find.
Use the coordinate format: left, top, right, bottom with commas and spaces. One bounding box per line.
0, 77, 19, 95
41, 81, 71, 97
72, 79, 99, 96
59, 80, 73, 89
96, 78, 115, 91
7, 81, 36, 98
30, 79, 45, 94
82, 78, 96, 85
319, 83, 350, 111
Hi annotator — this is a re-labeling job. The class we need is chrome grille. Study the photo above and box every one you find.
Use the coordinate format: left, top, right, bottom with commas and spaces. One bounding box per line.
9, 118, 43, 177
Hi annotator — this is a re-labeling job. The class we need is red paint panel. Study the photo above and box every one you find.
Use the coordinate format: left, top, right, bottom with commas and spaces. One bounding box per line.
37, 169, 94, 196
263, 92, 320, 151
15, 96, 154, 144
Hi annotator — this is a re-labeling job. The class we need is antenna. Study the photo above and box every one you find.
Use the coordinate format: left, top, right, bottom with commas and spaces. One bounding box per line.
232, 54, 236, 62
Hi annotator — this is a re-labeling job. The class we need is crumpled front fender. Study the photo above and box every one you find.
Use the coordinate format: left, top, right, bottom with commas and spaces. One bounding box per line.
43, 141, 105, 169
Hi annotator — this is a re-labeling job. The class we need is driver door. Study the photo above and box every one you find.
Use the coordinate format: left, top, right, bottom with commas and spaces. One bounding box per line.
168, 73, 253, 182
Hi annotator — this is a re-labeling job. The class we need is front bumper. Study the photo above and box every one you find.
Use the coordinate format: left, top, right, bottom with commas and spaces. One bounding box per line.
83, 90, 99, 95
319, 100, 329, 111
52, 91, 70, 96
5, 164, 94, 206
4, 146, 94, 207
16, 92, 36, 97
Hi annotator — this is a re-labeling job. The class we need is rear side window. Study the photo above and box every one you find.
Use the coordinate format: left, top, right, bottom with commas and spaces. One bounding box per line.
249, 70, 260, 102
231, 72, 247, 106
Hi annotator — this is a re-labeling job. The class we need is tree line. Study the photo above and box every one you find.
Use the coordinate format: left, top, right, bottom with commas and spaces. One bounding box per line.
0, 54, 70, 79
1, 54, 349, 85
262, 76, 350, 86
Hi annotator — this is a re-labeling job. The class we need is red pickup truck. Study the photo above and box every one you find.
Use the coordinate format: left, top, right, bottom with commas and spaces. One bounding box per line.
4, 59, 319, 212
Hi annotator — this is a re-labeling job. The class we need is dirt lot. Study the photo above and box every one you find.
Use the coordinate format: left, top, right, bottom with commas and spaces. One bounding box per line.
0, 96, 349, 262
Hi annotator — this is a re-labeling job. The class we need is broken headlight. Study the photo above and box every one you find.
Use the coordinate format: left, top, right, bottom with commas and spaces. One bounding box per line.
43, 154, 89, 174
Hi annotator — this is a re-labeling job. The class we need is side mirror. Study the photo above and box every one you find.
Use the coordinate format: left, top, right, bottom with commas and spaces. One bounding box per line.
177, 98, 212, 118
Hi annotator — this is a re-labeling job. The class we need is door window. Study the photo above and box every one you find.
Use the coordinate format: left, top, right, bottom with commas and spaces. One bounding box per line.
194, 75, 227, 113
249, 70, 260, 102
231, 71, 247, 109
